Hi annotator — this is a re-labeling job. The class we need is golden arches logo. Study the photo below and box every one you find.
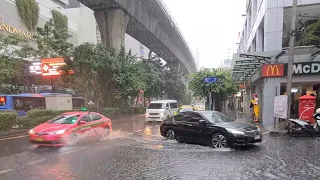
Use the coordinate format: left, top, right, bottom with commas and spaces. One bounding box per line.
266, 65, 280, 76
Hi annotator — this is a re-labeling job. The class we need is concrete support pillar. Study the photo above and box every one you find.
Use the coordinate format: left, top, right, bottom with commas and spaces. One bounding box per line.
263, 7, 284, 51
94, 8, 130, 50
261, 78, 281, 130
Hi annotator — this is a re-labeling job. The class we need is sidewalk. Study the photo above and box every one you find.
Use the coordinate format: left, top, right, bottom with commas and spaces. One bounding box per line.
221, 108, 286, 135
0, 114, 145, 139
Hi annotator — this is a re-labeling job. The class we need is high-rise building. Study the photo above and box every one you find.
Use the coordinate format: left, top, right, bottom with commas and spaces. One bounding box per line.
235, 0, 320, 128
0, 0, 97, 47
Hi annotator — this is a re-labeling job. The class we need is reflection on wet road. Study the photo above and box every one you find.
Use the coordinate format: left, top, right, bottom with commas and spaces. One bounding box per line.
0, 115, 320, 179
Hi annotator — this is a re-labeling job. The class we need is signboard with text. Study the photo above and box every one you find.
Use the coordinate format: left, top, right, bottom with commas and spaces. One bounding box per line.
274, 95, 288, 119
41, 58, 65, 76
261, 62, 320, 78
284, 62, 320, 76
204, 77, 218, 83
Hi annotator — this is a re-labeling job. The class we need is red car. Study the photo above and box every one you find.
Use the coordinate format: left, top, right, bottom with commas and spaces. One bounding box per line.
29, 111, 112, 146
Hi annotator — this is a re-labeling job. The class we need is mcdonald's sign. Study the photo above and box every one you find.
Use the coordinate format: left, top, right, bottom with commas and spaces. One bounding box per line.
261, 64, 284, 77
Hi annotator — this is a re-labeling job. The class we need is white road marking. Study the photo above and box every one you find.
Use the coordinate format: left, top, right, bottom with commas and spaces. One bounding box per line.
154, 125, 159, 127
58, 150, 77, 155
0, 169, 13, 175
26, 158, 47, 165
136, 130, 142, 132
0, 134, 28, 141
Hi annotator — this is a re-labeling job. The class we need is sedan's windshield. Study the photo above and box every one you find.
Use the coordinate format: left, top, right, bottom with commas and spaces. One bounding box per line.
49, 115, 80, 124
200, 111, 235, 123
148, 103, 163, 109
179, 108, 193, 112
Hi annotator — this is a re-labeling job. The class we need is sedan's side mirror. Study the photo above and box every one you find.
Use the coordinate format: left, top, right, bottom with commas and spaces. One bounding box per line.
79, 120, 86, 125
199, 119, 206, 124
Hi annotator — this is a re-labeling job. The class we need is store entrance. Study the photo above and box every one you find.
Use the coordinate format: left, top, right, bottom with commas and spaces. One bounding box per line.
280, 82, 320, 119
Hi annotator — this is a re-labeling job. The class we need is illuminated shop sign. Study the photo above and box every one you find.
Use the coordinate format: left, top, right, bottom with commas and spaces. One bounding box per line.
29, 62, 42, 75
41, 58, 65, 76
0, 15, 34, 40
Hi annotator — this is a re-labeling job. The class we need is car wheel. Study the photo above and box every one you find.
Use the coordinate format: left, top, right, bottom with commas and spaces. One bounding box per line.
165, 129, 175, 140
211, 133, 228, 148
66, 133, 78, 146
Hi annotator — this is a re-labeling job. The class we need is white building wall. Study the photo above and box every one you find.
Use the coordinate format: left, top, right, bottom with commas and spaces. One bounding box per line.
67, 7, 97, 45
240, 0, 320, 53
239, 0, 320, 128
125, 34, 150, 59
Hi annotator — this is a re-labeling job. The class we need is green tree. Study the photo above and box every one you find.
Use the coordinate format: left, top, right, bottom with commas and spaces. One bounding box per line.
16, 0, 39, 31
35, 19, 72, 58
297, 19, 320, 47
51, 10, 68, 31
189, 68, 237, 111
189, 68, 236, 97
35, 19, 73, 92
67, 43, 148, 110
142, 57, 166, 101
163, 62, 187, 104
0, 34, 32, 94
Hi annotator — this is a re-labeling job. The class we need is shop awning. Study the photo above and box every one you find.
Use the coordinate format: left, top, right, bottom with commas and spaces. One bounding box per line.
231, 51, 284, 82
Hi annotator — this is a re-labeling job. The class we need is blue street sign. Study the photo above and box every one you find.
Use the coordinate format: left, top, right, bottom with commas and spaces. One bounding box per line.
204, 77, 218, 83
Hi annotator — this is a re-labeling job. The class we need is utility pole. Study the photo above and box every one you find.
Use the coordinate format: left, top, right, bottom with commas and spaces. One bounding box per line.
286, 0, 298, 124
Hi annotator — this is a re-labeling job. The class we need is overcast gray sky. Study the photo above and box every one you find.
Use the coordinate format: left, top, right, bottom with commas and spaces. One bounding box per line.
163, 0, 247, 68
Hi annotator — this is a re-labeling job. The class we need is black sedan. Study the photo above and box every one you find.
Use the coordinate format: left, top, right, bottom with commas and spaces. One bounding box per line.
160, 111, 262, 148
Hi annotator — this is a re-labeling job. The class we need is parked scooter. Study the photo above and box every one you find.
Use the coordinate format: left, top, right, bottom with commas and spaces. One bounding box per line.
285, 108, 320, 135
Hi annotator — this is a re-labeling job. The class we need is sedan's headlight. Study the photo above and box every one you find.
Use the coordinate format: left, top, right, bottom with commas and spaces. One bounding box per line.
48, 129, 66, 135
257, 126, 261, 132
55, 129, 66, 134
226, 128, 245, 135
29, 129, 35, 134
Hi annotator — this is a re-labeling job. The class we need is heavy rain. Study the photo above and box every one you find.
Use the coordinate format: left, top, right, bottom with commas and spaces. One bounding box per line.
1, 0, 320, 179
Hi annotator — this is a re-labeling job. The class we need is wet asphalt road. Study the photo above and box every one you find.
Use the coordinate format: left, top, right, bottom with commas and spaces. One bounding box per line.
0, 116, 320, 180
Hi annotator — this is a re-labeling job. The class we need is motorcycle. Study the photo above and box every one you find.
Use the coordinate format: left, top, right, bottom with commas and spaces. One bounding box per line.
285, 112, 320, 136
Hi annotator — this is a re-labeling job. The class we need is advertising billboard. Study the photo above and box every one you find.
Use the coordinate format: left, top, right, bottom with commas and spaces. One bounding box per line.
41, 58, 65, 76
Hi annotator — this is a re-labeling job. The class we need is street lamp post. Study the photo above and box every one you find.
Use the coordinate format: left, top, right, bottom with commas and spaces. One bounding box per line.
286, 0, 298, 124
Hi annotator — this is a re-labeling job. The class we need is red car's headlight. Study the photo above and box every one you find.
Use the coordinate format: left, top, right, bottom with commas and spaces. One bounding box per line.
29, 129, 35, 134
48, 129, 66, 135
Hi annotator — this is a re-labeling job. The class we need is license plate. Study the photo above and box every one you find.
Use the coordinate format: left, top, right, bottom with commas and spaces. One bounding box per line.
254, 135, 261, 140
35, 137, 43, 141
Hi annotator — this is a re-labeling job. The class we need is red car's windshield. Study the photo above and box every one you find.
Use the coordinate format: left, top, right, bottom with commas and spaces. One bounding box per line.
49, 115, 80, 124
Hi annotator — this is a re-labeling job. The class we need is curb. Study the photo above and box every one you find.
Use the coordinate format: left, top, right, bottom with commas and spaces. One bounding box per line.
112, 114, 144, 120
268, 130, 287, 136
0, 129, 28, 139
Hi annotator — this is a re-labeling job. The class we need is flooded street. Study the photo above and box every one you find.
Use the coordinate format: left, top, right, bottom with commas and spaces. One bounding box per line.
0, 116, 320, 180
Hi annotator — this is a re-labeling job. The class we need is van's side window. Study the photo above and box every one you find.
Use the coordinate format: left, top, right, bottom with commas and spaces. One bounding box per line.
166, 103, 170, 109
170, 103, 178, 109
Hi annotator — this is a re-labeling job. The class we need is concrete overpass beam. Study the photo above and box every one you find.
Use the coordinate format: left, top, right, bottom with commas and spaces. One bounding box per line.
94, 8, 130, 50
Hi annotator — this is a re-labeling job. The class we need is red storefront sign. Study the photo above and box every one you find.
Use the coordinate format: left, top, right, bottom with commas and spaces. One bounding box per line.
261, 64, 285, 77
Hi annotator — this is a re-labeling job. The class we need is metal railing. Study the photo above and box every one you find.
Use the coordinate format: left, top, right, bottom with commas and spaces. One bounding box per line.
156, 0, 194, 61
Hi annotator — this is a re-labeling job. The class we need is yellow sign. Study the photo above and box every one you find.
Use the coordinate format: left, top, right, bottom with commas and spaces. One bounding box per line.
266, 65, 280, 76
0, 15, 34, 40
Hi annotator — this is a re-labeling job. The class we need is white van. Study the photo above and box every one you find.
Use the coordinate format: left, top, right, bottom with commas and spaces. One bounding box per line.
145, 100, 179, 121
